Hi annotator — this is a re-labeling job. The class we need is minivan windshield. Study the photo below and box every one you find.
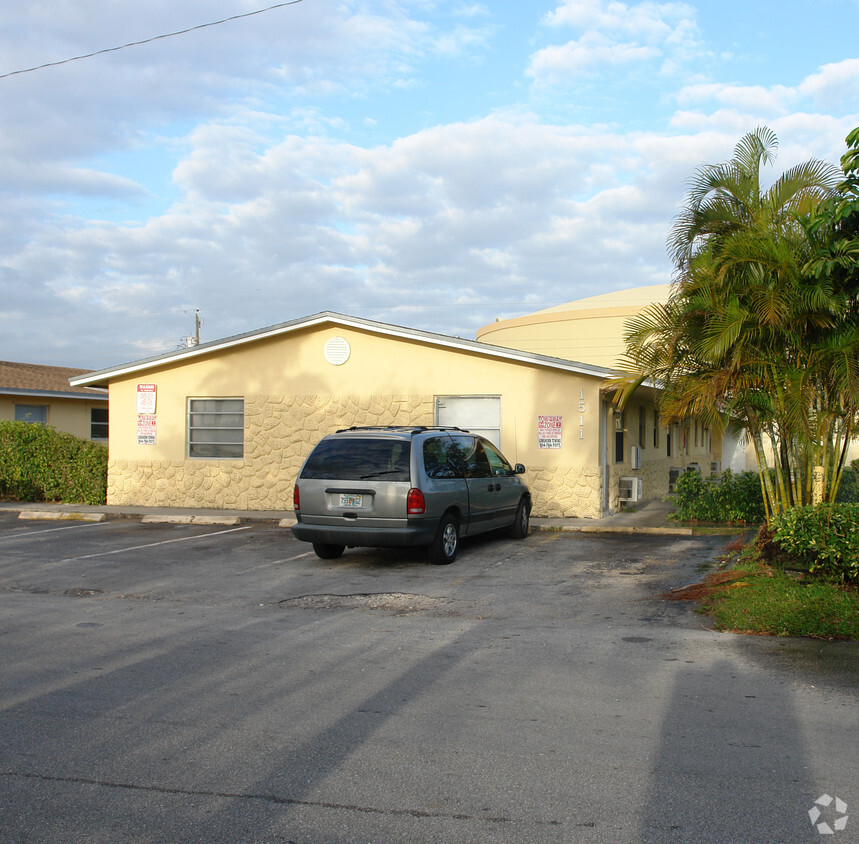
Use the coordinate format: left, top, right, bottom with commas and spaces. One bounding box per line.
300, 438, 411, 481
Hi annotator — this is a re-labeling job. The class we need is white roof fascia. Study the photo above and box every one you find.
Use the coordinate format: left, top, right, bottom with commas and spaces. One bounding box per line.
1, 387, 109, 401
70, 311, 617, 387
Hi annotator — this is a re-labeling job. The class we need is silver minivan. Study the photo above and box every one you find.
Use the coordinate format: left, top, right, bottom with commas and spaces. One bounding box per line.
291, 426, 531, 564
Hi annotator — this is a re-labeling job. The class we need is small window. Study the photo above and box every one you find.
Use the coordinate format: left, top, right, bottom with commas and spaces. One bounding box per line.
14, 404, 48, 425
188, 398, 244, 459
653, 409, 659, 448
91, 407, 109, 440
638, 406, 645, 448
614, 412, 625, 463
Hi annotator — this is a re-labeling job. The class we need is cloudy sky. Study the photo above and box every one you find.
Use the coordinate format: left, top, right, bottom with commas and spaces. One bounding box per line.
2, 0, 858, 370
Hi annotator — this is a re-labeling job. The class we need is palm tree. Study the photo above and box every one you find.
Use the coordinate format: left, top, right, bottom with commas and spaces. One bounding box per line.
610, 126, 848, 517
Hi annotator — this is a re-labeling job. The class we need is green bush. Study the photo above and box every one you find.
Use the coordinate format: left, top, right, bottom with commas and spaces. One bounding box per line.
836, 466, 859, 503
0, 421, 108, 505
669, 468, 765, 524
770, 503, 859, 583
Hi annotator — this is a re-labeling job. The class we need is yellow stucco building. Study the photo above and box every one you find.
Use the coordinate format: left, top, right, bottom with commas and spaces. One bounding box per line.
72, 307, 722, 517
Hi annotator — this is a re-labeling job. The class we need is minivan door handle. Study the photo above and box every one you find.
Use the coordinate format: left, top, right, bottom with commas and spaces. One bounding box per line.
488, 482, 501, 491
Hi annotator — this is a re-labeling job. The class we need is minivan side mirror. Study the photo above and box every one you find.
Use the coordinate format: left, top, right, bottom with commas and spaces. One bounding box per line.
514, 463, 526, 474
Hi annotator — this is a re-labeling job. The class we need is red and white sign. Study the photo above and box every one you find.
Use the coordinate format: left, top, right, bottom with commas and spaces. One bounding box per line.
538, 415, 563, 449
136, 383, 157, 414
137, 414, 156, 445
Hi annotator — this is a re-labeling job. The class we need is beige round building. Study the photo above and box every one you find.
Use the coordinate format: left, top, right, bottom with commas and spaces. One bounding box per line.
477, 284, 671, 369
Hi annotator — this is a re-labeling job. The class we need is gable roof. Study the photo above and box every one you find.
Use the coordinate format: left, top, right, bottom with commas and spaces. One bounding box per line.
0, 360, 108, 401
70, 311, 618, 388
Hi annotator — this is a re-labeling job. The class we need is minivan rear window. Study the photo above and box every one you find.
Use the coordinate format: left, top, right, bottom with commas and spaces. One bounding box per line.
300, 438, 411, 481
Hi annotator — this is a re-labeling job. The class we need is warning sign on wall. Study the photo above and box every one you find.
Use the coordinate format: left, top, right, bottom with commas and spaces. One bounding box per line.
136, 383, 157, 414
538, 415, 562, 449
137, 414, 156, 445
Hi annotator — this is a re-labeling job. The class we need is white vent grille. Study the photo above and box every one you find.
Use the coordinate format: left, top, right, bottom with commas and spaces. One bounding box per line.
324, 336, 351, 366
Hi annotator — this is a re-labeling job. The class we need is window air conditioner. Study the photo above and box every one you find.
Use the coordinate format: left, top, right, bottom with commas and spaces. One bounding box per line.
619, 476, 643, 503
710, 461, 721, 474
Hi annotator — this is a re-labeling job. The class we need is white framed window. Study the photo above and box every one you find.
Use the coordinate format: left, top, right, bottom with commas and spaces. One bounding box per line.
14, 404, 48, 424
188, 398, 244, 459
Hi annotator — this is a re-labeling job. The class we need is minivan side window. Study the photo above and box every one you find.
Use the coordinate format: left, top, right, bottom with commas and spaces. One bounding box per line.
483, 441, 514, 476
423, 436, 468, 479
451, 436, 492, 479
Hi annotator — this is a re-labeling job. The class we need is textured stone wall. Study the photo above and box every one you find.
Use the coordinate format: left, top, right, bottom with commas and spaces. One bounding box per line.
525, 465, 603, 518
108, 393, 606, 517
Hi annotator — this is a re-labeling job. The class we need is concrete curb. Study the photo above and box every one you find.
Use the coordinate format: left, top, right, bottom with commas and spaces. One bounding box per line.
532, 524, 693, 536
18, 510, 107, 522
6, 504, 686, 534
140, 514, 243, 526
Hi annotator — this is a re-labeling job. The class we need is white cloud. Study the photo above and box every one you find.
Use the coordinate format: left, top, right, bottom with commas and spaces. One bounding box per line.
530, 0, 701, 82
799, 58, 859, 110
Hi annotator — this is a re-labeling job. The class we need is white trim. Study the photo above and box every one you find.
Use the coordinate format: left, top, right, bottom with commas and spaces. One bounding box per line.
70, 312, 617, 388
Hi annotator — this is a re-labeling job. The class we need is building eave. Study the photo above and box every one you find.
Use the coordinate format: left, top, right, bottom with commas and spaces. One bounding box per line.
1, 387, 109, 402
70, 311, 620, 388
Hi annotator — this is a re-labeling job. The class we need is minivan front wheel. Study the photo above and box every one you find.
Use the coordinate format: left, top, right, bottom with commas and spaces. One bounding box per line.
510, 498, 530, 539
428, 513, 459, 565
313, 542, 345, 559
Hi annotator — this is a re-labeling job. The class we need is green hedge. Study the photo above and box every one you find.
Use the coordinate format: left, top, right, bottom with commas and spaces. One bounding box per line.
0, 420, 108, 505
835, 465, 859, 503
669, 468, 766, 524
770, 503, 859, 583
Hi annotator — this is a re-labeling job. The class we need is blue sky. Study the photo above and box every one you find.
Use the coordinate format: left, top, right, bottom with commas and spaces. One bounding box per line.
1, 0, 858, 369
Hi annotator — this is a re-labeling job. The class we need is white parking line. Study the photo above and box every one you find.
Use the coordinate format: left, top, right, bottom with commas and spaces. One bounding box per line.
60, 525, 254, 562
0, 521, 110, 541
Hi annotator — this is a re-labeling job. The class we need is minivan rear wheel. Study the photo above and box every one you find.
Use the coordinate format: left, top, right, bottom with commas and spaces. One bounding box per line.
428, 513, 459, 565
313, 542, 345, 559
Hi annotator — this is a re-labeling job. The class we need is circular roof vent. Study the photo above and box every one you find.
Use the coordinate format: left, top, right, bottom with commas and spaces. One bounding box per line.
324, 336, 351, 366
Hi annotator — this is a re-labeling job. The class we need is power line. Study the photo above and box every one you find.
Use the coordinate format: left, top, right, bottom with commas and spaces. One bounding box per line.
0, 0, 305, 80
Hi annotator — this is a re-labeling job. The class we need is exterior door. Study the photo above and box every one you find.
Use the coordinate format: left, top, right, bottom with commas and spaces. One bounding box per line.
435, 396, 501, 447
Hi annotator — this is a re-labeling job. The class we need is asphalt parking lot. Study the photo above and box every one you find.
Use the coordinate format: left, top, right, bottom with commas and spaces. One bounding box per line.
1, 511, 857, 843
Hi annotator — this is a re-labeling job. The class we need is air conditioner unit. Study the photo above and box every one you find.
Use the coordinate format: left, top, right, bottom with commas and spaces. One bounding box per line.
619, 476, 643, 503
630, 445, 641, 469
710, 460, 722, 474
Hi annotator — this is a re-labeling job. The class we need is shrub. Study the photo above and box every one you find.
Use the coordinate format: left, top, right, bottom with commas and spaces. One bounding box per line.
0, 421, 107, 505
770, 503, 859, 583
669, 468, 765, 524
836, 466, 859, 503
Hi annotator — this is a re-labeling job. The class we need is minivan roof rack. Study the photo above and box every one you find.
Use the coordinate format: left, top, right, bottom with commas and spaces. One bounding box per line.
334, 425, 467, 434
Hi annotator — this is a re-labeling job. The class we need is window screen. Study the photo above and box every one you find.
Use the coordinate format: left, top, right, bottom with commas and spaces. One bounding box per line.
188, 398, 244, 459
14, 405, 48, 424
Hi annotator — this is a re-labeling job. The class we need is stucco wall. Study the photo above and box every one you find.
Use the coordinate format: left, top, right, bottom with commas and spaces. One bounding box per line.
104, 324, 618, 517
0, 396, 106, 441
107, 388, 608, 516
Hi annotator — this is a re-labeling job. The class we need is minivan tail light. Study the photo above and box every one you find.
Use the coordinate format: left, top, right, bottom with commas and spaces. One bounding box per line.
407, 488, 426, 514
293, 484, 300, 511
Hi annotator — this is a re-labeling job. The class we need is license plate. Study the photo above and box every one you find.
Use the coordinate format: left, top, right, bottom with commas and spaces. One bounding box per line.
339, 493, 363, 508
